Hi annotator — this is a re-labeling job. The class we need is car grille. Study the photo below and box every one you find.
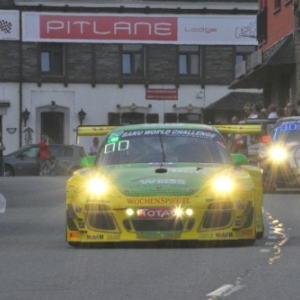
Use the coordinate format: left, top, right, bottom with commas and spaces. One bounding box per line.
123, 218, 195, 232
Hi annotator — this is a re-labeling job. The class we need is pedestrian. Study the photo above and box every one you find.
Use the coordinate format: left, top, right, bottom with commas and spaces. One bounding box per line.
276, 107, 285, 119
248, 105, 258, 119
39, 134, 51, 175
243, 104, 251, 119
89, 137, 99, 155
267, 104, 278, 119
0, 132, 5, 176
285, 102, 298, 116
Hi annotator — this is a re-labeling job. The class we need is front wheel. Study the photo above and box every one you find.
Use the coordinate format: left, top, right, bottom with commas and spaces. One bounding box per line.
256, 222, 264, 239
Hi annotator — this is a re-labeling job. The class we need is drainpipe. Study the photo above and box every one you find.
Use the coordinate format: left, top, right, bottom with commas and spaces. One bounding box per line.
18, 9, 23, 148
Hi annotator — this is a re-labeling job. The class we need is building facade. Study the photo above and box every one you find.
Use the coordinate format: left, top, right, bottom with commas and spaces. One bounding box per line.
0, 0, 260, 153
231, 0, 295, 110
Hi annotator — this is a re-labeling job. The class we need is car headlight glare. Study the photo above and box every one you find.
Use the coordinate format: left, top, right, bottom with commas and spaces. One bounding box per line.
185, 208, 194, 216
126, 208, 134, 216
88, 177, 107, 194
174, 208, 183, 217
269, 147, 287, 161
213, 176, 234, 193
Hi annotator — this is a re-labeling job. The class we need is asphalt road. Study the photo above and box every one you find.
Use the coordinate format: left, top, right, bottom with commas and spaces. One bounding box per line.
0, 177, 299, 300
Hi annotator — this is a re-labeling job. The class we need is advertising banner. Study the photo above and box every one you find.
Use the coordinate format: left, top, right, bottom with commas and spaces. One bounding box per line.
23, 12, 256, 45
0, 10, 19, 40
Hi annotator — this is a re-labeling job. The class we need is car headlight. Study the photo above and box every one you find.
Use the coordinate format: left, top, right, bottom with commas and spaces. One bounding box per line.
213, 176, 234, 193
269, 146, 287, 161
88, 177, 108, 194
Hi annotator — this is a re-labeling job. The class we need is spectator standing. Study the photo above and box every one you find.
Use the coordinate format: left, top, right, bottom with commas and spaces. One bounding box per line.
89, 137, 99, 155
276, 107, 285, 119
243, 104, 251, 119
0, 132, 5, 176
286, 102, 298, 116
39, 135, 51, 175
248, 105, 258, 118
267, 104, 278, 119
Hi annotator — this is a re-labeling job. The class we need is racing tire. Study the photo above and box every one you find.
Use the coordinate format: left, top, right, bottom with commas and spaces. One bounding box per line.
4, 165, 14, 177
256, 225, 264, 239
68, 242, 84, 248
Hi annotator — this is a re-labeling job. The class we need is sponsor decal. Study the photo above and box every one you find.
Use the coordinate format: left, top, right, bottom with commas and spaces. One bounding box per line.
199, 232, 213, 238
138, 178, 185, 185
127, 197, 190, 204
215, 232, 233, 238
67, 185, 77, 192
136, 232, 181, 239
107, 234, 121, 240
87, 234, 104, 240
137, 207, 175, 218
241, 229, 253, 236
69, 232, 79, 238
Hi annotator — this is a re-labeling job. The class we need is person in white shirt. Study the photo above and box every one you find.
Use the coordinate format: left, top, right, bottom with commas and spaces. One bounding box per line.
89, 137, 99, 155
267, 104, 278, 119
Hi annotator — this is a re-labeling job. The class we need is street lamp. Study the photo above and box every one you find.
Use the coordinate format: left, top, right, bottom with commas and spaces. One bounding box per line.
22, 108, 30, 127
78, 109, 87, 125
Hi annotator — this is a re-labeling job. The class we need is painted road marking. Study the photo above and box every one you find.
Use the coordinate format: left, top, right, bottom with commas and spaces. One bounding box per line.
206, 285, 234, 297
259, 249, 271, 253
265, 242, 275, 246
0, 193, 6, 213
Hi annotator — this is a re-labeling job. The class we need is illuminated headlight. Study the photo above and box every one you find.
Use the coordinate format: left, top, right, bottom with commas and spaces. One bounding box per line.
174, 208, 183, 217
185, 208, 194, 216
213, 176, 234, 193
88, 177, 107, 194
269, 147, 287, 161
126, 208, 134, 216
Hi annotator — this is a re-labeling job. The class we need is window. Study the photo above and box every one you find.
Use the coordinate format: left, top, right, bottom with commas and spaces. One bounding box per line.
122, 44, 144, 76
41, 43, 64, 75
235, 46, 256, 65
179, 46, 200, 75
274, 0, 281, 11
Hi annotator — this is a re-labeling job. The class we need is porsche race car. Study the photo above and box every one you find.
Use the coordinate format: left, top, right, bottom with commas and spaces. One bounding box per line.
257, 116, 300, 192
66, 123, 264, 247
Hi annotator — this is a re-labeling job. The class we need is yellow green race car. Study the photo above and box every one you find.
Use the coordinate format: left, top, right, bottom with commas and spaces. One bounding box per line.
66, 123, 264, 247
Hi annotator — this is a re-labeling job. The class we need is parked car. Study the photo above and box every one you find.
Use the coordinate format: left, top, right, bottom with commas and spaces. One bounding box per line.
66, 123, 264, 248
4, 144, 86, 176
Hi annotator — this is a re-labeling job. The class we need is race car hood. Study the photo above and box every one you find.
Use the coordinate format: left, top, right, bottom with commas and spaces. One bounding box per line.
88, 163, 247, 197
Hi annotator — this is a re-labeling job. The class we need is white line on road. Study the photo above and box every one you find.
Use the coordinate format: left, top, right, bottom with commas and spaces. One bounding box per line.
206, 285, 234, 297
0, 193, 6, 213
259, 249, 271, 253
265, 242, 275, 246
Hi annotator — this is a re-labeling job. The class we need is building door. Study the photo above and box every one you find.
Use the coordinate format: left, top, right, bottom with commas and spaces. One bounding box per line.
41, 112, 64, 144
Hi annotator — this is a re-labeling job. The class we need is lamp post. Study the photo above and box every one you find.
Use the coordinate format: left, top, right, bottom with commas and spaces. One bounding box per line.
22, 108, 30, 127
78, 109, 87, 125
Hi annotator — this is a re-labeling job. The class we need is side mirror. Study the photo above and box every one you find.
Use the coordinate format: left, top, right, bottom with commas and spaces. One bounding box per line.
231, 153, 249, 166
80, 156, 96, 168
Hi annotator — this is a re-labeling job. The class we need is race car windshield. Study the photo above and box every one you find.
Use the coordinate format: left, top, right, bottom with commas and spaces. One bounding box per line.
272, 121, 300, 143
96, 129, 230, 165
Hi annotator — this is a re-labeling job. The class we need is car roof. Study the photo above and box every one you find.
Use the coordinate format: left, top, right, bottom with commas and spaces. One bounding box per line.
275, 116, 300, 123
